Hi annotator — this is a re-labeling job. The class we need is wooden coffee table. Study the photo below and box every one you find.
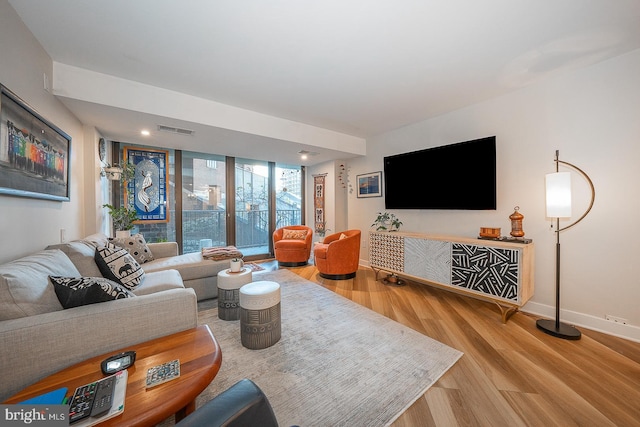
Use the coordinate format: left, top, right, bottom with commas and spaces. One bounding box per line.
5, 325, 222, 426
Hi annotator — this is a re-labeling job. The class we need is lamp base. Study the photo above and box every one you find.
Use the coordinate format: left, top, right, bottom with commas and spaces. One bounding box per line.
536, 319, 581, 340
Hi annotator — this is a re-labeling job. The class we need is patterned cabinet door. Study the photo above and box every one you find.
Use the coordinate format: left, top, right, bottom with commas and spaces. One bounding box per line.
404, 238, 451, 285
369, 232, 404, 272
451, 243, 521, 303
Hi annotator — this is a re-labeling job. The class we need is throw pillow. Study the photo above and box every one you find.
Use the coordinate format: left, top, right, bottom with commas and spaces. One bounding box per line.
339, 233, 348, 240
282, 229, 308, 240
50, 276, 135, 309
111, 233, 154, 264
95, 243, 145, 290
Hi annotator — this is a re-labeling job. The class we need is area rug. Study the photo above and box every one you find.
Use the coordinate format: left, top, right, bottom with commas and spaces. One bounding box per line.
179, 270, 462, 426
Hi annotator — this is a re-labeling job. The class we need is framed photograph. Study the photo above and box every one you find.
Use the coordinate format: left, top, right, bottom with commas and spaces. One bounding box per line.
356, 171, 382, 198
124, 147, 169, 223
0, 84, 71, 201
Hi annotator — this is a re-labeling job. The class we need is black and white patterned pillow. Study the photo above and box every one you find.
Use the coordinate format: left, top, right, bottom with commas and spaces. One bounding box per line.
95, 243, 145, 290
50, 276, 135, 309
110, 233, 154, 264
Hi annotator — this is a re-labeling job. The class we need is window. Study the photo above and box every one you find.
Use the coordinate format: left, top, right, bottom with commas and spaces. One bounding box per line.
112, 146, 304, 257
182, 152, 226, 254
234, 159, 270, 257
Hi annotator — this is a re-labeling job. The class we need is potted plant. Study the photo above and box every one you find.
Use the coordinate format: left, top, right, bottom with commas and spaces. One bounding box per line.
315, 222, 331, 238
103, 203, 138, 237
230, 257, 244, 272
371, 212, 402, 232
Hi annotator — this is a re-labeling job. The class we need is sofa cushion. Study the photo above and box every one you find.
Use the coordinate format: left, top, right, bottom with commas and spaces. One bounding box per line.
46, 240, 103, 277
110, 233, 154, 264
50, 276, 135, 309
274, 239, 308, 250
83, 233, 110, 248
133, 269, 185, 296
0, 249, 80, 320
142, 252, 228, 281
95, 244, 145, 290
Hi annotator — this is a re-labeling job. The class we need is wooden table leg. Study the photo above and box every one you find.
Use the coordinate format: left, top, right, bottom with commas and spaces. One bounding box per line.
495, 302, 519, 324
175, 400, 196, 423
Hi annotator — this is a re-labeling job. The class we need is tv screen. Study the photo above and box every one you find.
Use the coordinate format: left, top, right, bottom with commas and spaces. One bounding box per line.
384, 136, 496, 210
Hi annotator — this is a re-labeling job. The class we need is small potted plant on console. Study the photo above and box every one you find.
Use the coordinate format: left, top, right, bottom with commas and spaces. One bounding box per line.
371, 212, 402, 232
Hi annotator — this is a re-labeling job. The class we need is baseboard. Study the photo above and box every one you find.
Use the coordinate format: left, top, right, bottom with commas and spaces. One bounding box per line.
522, 302, 640, 343
359, 260, 639, 343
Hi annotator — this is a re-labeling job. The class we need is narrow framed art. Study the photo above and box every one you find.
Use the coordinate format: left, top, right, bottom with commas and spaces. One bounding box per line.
313, 174, 326, 234
356, 171, 382, 198
123, 147, 169, 223
0, 84, 71, 201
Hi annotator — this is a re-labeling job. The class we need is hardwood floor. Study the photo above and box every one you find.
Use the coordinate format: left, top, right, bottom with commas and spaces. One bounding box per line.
259, 260, 640, 427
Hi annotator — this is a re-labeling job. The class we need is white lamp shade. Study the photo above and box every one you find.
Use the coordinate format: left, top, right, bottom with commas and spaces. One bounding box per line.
546, 172, 572, 218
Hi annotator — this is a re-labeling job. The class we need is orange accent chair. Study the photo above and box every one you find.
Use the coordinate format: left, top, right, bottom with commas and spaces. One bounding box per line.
273, 225, 313, 267
314, 229, 361, 279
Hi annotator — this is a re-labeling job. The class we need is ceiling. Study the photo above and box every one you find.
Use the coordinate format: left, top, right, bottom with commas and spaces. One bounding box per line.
9, 0, 640, 165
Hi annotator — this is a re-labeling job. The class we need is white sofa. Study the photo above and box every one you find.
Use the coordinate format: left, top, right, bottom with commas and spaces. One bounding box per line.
0, 234, 230, 401
141, 241, 229, 301
48, 233, 230, 301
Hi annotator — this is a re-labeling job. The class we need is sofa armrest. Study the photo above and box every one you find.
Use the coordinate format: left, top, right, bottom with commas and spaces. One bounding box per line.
148, 241, 179, 259
0, 288, 197, 402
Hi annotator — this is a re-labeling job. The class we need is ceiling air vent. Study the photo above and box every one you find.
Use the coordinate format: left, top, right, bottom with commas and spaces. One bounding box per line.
157, 124, 195, 136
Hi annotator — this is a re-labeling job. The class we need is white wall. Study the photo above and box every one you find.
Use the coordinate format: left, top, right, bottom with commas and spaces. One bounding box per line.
306, 160, 348, 240
346, 49, 640, 341
0, 0, 86, 263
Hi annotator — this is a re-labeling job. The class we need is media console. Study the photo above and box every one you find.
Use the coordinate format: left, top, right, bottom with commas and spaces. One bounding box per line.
369, 231, 534, 322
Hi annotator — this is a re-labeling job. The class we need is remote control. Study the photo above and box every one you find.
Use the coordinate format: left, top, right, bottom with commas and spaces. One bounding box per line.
68, 374, 116, 424
146, 359, 180, 388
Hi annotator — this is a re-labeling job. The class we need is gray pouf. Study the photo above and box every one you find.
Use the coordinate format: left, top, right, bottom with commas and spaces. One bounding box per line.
217, 268, 253, 320
239, 281, 281, 350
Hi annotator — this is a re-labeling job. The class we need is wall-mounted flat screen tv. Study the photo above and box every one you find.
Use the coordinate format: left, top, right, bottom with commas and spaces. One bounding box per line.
384, 136, 496, 210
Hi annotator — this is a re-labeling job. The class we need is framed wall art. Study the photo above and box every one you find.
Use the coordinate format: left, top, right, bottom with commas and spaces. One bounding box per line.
124, 147, 169, 223
313, 174, 326, 234
356, 171, 382, 198
0, 84, 71, 201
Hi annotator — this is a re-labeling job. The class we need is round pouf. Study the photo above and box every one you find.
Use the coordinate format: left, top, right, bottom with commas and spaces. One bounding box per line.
217, 268, 253, 320
239, 281, 281, 350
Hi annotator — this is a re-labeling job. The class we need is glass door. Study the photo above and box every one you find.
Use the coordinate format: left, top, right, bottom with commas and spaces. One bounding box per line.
234, 158, 270, 257
275, 164, 302, 228
181, 152, 227, 253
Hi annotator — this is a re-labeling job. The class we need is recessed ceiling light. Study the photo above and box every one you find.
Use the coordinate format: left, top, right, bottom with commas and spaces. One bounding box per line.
141, 129, 150, 136
298, 150, 318, 160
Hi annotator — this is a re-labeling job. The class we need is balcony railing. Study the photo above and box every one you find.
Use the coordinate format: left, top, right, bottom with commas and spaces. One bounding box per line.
184, 209, 300, 254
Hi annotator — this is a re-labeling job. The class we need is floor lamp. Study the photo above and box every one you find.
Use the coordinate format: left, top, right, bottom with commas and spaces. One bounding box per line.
536, 150, 595, 340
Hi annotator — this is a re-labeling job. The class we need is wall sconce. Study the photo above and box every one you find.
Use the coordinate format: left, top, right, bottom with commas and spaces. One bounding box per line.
536, 150, 595, 340
101, 165, 123, 180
